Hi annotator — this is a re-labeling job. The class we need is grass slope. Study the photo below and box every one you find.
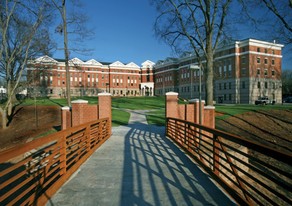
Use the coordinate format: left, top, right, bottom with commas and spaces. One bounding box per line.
17, 96, 292, 126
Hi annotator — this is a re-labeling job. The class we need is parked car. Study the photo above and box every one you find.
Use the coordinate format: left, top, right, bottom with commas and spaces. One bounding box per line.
255, 97, 275, 105
283, 96, 292, 103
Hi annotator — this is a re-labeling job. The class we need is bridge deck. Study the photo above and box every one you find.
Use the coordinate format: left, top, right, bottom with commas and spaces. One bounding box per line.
47, 110, 236, 206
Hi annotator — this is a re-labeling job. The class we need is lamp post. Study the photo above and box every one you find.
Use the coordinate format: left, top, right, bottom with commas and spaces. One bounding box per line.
189, 64, 202, 126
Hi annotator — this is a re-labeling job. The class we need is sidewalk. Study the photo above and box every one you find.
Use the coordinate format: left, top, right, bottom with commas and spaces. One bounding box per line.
47, 110, 235, 206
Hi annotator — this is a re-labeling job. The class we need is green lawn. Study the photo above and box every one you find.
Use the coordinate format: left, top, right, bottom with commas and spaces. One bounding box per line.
17, 96, 166, 126
112, 108, 130, 127
215, 104, 292, 120
112, 96, 165, 110
112, 96, 166, 126
12, 96, 292, 127
146, 109, 165, 126
21, 96, 98, 106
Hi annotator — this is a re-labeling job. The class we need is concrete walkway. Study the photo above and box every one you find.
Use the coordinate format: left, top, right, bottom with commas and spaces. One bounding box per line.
47, 110, 236, 206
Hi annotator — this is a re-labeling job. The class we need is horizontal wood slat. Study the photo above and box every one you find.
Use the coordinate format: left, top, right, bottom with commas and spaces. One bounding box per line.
0, 118, 110, 206
166, 117, 292, 206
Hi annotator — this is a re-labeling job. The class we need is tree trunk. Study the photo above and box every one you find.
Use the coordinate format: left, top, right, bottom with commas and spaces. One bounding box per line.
205, 36, 214, 106
6, 78, 16, 117
0, 108, 7, 129
62, 0, 71, 107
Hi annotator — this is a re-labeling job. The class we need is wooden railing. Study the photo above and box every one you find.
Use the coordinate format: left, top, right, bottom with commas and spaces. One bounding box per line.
166, 117, 292, 206
0, 118, 110, 206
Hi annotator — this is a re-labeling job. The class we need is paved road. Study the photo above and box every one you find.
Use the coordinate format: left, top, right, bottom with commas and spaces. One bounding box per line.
47, 110, 236, 206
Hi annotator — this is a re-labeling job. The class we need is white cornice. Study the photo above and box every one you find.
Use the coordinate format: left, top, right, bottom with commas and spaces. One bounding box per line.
31, 55, 58, 64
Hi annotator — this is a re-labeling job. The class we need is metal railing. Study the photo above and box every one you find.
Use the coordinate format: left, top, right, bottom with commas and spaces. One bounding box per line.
0, 118, 110, 206
166, 117, 292, 206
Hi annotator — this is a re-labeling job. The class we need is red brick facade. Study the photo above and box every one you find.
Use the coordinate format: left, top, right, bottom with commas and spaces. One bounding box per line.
27, 57, 155, 98
165, 92, 215, 129
155, 39, 284, 104
61, 93, 111, 130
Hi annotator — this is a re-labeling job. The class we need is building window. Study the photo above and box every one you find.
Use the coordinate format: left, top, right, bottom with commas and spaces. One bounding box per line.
242, 81, 245, 89
229, 82, 232, 89
241, 57, 246, 64
229, 94, 232, 101
272, 70, 275, 76
228, 65, 232, 77
265, 82, 268, 89
219, 83, 222, 90
257, 68, 260, 75
257, 57, 261, 64
272, 59, 275, 65
224, 94, 227, 101
241, 68, 246, 76
257, 48, 260, 52
272, 50, 275, 54
264, 69, 268, 76
257, 82, 261, 89
264, 58, 268, 64
265, 48, 267, 53
224, 83, 226, 90
219, 66, 222, 77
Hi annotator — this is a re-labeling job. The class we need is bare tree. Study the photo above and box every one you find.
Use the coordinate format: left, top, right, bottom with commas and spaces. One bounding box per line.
239, 0, 292, 45
0, 0, 53, 129
151, 0, 232, 106
261, 0, 292, 44
52, 0, 94, 107
282, 70, 292, 97
52, 0, 71, 106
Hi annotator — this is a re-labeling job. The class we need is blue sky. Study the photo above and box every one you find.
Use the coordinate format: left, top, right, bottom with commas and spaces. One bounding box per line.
53, 0, 173, 65
52, 0, 291, 69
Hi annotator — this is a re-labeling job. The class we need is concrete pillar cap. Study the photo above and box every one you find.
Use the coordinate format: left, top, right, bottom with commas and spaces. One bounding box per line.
98, 92, 112, 96
71, 99, 88, 104
61, 106, 70, 110
189, 99, 206, 103
204, 105, 215, 110
165, 92, 178, 96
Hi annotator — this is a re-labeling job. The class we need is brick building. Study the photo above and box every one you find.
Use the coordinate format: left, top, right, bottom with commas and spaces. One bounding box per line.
154, 39, 283, 104
27, 56, 155, 97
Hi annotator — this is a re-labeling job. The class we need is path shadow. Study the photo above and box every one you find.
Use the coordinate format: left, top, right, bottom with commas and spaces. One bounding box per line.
119, 122, 236, 206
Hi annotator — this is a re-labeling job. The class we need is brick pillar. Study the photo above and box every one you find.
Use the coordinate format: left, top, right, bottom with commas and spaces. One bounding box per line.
61, 106, 71, 130
204, 105, 215, 128
165, 92, 179, 118
71, 99, 88, 127
189, 99, 205, 124
98, 93, 112, 130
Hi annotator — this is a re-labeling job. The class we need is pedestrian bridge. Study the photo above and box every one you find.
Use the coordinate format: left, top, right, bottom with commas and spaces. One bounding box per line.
1, 109, 291, 205
46, 110, 235, 206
